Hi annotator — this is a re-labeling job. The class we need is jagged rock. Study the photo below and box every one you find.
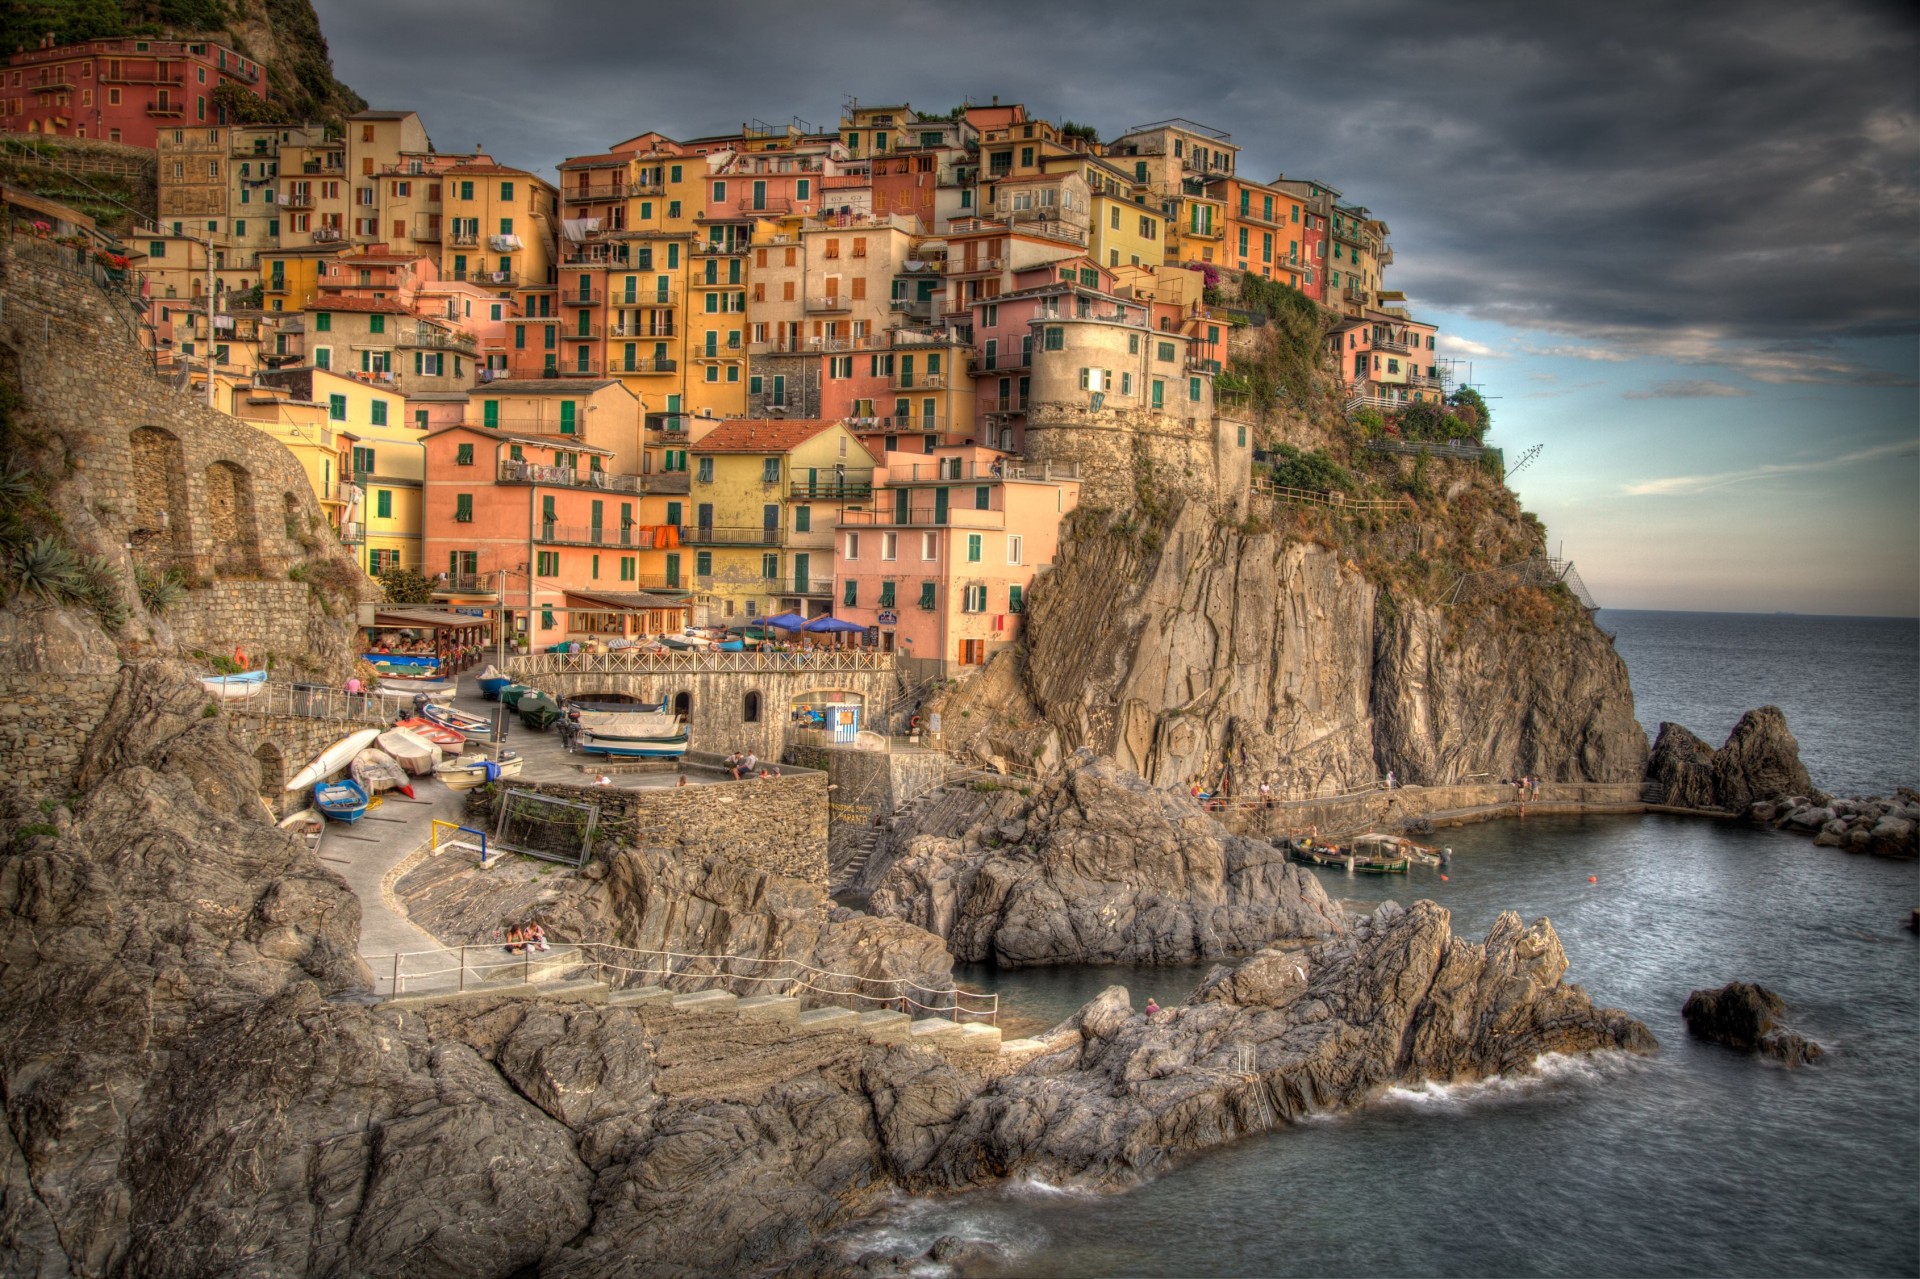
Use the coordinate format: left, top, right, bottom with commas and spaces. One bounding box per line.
1650, 707, 1822, 813
399, 837, 957, 1005
908, 901, 1654, 1190
870, 752, 1344, 966
986, 502, 1646, 795
1681, 982, 1824, 1067
1647, 722, 1719, 808
1712, 707, 1816, 810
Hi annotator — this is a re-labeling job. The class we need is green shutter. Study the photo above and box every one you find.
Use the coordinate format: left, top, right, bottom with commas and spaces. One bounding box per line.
918, 581, 936, 609
454, 493, 472, 521
482, 400, 499, 427
456, 443, 473, 465
559, 401, 576, 434
967, 534, 981, 562
375, 489, 392, 518
844, 579, 858, 607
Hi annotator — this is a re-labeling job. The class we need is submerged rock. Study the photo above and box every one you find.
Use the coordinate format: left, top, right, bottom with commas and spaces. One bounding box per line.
1681, 982, 1824, 1067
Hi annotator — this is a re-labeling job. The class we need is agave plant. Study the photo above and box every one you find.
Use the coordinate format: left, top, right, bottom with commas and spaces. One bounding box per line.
11, 536, 82, 602
78, 554, 129, 631
136, 565, 186, 614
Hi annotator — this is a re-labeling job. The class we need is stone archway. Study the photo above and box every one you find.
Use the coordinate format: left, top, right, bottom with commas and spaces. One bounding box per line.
253, 742, 285, 798
203, 460, 261, 576
129, 426, 192, 576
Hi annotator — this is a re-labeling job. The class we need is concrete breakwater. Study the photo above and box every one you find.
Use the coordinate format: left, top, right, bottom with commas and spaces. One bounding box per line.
1214, 779, 1657, 841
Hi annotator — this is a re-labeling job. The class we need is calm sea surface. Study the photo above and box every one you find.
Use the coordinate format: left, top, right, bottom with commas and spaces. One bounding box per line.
836, 612, 1920, 1277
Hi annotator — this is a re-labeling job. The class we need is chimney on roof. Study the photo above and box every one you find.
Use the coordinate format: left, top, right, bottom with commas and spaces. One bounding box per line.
991, 96, 999, 106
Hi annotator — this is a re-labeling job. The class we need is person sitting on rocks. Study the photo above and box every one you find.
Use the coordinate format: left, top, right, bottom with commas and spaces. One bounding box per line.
725, 752, 745, 778
1145, 997, 1161, 1016
675, 774, 690, 787
737, 751, 758, 779
504, 926, 524, 955
526, 923, 550, 953
757, 768, 773, 780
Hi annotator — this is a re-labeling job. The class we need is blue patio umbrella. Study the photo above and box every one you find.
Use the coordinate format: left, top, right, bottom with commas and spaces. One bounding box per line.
765, 611, 810, 631
803, 616, 866, 633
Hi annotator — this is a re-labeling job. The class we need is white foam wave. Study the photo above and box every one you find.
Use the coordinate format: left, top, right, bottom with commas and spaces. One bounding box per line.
1377, 1050, 1643, 1111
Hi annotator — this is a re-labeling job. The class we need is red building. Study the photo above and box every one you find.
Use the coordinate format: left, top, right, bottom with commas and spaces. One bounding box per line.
1, 35, 266, 148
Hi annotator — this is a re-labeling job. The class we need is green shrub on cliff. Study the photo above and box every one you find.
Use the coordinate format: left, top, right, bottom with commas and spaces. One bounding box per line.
376, 567, 433, 605
1260, 445, 1355, 494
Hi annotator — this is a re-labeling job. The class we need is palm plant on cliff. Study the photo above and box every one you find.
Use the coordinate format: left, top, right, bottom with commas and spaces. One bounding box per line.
7, 536, 82, 604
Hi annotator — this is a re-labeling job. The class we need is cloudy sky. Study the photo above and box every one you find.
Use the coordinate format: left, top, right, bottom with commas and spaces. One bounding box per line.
311, 0, 1919, 615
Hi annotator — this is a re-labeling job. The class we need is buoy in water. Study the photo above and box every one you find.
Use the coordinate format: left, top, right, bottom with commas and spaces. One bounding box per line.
1439, 873, 1449, 881
1588, 875, 1598, 884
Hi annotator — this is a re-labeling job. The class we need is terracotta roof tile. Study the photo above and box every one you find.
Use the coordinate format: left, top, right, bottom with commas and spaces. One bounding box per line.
307, 296, 413, 315
692, 418, 850, 455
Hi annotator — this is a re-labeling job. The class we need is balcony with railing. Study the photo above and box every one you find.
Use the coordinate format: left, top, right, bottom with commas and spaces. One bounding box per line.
399, 325, 477, 353
804, 294, 852, 313
788, 472, 874, 500
680, 525, 786, 547
882, 459, 1076, 484
337, 521, 364, 545
452, 268, 516, 287
893, 371, 946, 390
877, 412, 946, 434
617, 357, 678, 374
977, 347, 1032, 373
838, 502, 1006, 529
610, 289, 679, 308
705, 196, 793, 219
945, 255, 1004, 276
781, 576, 834, 597
565, 177, 662, 201
978, 395, 1030, 415
1185, 357, 1222, 375
1371, 335, 1410, 355
497, 460, 641, 493
560, 284, 603, 306
438, 573, 498, 596
449, 229, 480, 247
280, 189, 315, 209
145, 100, 187, 118
411, 217, 442, 242
559, 325, 604, 343
888, 298, 935, 321
533, 522, 656, 548
692, 240, 750, 256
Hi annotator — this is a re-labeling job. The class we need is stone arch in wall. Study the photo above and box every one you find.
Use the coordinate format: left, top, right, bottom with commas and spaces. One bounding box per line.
673, 690, 693, 719
203, 460, 261, 576
129, 426, 193, 576
742, 689, 762, 724
252, 742, 285, 797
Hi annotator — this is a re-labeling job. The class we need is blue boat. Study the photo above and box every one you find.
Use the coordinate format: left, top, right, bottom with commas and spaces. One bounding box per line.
313, 778, 370, 823
364, 652, 438, 670
422, 703, 495, 738
576, 729, 689, 759
478, 674, 514, 700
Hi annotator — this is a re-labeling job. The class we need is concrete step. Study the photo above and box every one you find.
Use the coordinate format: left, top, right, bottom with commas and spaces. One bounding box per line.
736, 995, 803, 1026
606, 985, 671, 1007
797, 1006, 861, 1032
670, 989, 739, 1015
858, 1009, 912, 1044
481, 950, 584, 985
383, 979, 609, 1010
952, 1022, 1002, 1053
909, 1017, 966, 1046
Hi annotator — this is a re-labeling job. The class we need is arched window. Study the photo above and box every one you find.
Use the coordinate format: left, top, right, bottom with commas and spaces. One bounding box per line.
673, 691, 692, 719
742, 690, 761, 723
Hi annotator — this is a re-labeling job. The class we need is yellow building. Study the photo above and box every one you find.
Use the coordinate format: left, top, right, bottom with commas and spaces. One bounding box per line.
251, 366, 421, 574
687, 418, 876, 620
260, 245, 349, 311
440, 159, 557, 299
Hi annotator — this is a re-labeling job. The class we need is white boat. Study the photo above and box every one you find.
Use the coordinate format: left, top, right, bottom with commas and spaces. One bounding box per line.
575, 710, 684, 740
285, 728, 380, 791
434, 754, 523, 791
351, 747, 414, 797
376, 682, 456, 704
277, 806, 325, 853
200, 669, 268, 701
377, 726, 441, 776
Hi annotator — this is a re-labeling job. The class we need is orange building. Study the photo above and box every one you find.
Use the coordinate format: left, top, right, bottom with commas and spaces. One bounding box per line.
833, 443, 1078, 676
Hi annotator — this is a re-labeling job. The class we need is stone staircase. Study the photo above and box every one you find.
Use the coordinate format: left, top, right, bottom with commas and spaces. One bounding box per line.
834, 763, 1013, 892
383, 973, 1035, 1060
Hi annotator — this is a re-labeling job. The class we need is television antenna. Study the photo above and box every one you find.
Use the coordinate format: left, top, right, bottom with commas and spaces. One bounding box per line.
1504, 443, 1543, 479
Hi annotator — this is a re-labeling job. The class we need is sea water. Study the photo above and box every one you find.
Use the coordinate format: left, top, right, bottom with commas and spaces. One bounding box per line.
834, 612, 1920, 1275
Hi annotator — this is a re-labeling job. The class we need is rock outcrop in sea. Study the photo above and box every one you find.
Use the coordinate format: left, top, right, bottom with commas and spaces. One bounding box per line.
0, 682, 1653, 1277
868, 751, 1344, 966
1647, 705, 1816, 811
1682, 982, 1824, 1067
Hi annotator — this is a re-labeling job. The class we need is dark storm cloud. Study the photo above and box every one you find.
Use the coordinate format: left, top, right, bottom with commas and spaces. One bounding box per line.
312, 0, 1918, 372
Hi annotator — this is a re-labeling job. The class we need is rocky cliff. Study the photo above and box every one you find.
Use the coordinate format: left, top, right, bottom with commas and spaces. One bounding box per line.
869, 752, 1343, 966
0, 693, 1652, 1277
932, 440, 1646, 799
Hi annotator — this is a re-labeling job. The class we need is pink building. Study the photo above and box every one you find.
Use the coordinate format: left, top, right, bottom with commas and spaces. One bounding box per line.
833, 444, 1079, 677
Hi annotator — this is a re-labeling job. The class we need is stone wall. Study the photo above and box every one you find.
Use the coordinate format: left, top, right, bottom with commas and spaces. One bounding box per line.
787, 741, 950, 836
506, 663, 901, 765
0, 237, 364, 680
1024, 401, 1251, 511
0, 675, 123, 804
465, 773, 830, 886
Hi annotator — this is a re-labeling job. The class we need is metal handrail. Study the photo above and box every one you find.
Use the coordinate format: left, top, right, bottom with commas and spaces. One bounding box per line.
506, 649, 894, 676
